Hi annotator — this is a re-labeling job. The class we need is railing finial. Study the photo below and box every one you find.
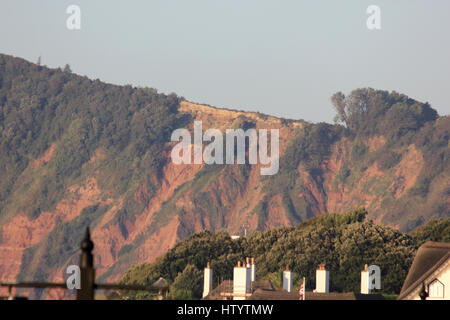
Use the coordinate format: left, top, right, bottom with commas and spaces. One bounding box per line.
81, 227, 94, 253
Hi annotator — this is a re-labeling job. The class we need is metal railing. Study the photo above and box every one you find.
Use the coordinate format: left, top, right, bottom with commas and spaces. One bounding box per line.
1, 228, 169, 300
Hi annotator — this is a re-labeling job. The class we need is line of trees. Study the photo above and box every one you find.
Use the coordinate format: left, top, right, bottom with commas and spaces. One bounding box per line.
119, 209, 449, 299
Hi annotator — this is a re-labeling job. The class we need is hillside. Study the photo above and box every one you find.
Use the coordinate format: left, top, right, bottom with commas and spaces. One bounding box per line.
0, 54, 448, 291
119, 211, 450, 299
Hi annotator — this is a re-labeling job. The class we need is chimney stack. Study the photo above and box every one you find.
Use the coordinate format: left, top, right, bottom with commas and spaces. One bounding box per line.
250, 257, 256, 282
245, 257, 252, 292
202, 262, 213, 298
361, 264, 380, 293
233, 261, 250, 300
315, 264, 329, 293
361, 264, 370, 294
283, 265, 293, 292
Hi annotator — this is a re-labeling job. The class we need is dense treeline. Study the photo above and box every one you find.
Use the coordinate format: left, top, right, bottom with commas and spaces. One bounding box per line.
331, 88, 438, 137
0, 54, 188, 223
409, 217, 450, 244
119, 209, 450, 300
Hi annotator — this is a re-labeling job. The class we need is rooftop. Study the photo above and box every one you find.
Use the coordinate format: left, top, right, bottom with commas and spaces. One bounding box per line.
398, 241, 450, 300
204, 279, 385, 300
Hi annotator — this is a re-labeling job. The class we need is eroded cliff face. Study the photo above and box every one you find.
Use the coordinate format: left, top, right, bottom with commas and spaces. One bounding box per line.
0, 100, 446, 293
0, 177, 106, 296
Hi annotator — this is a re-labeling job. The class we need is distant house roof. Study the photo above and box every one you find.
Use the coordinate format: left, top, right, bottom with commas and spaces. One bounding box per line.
203, 280, 233, 300
398, 241, 450, 300
251, 280, 274, 291
249, 290, 384, 300
204, 278, 384, 300
248, 288, 299, 300
203, 280, 275, 300
152, 277, 168, 289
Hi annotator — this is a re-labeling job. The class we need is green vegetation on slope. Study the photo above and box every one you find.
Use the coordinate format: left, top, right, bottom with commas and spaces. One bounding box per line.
248, 88, 448, 232
120, 210, 450, 299
18, 204, 109, 281
257, 123, 344, 225
0, 54, 448, 286
329, 88, 449, 230
409, 217, 450, 244
0, 54, 189, 223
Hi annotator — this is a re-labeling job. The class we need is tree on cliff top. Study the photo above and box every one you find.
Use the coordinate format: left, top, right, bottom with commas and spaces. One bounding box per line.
331, 88, 438, 137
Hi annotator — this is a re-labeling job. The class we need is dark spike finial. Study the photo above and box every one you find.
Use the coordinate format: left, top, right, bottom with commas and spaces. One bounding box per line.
81, 227, 94, 251
78, 227, 96, 300
80, 227, 94, 268
84, 227, 90, 242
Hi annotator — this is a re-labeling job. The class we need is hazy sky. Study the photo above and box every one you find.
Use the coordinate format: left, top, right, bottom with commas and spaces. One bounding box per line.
1, 0, 449, 123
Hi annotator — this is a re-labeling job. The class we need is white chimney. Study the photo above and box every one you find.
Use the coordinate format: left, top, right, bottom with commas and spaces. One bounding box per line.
245, 257, 252, 291
202, 262, 213, 298
233, 261, 249, 300
283, 265, 293, 292
315, 264, 329, 293
250, 257, 256, 282
361, 264, 370, 294
361, 264, 381, 293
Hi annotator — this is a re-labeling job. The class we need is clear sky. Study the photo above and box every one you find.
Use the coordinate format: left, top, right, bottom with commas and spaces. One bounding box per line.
1, 1, 449, 123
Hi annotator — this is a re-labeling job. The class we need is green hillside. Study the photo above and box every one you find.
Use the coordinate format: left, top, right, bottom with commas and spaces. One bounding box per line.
0, 54, 189, 224
0, 53, 448, 289
119, 210, 450, 300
